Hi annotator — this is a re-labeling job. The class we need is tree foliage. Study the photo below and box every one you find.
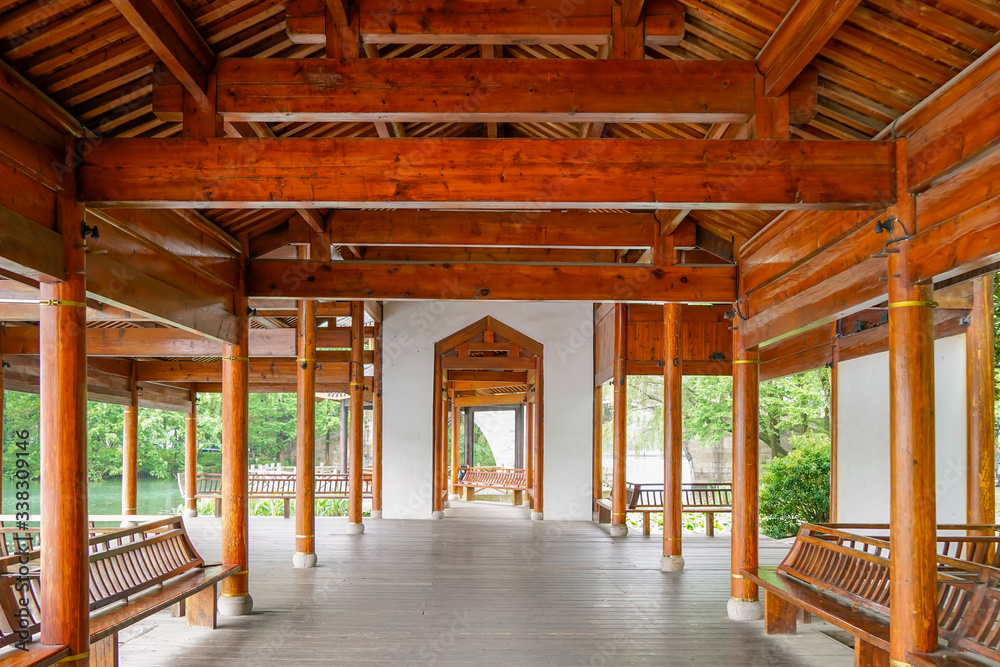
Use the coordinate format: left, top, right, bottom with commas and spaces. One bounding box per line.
759, 432, 832, 538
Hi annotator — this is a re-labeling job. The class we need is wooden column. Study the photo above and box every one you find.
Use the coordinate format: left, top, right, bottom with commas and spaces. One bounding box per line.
592, 384, 602, 519
829, 325, 840, 523
432, 355, 444, 517
450, 389, 460, 498
294, 299, 317, 567
967, 274, 995, 526
662, 303, 684, 571
525, 401, 534, 508
531, 356, 544, 520
439, 382, 449, 509
39, 193, 89, 665
729, 319, 762, 620
371, 322, 383, 519
183, 388, 198, 517
339, 399, 349, 473
121, 368, 139, 522
0, 353, 4, 513
219, 268, 252, 616
347, 301, 365, 534
888, 239, 938, 661
611, 304, 628, 536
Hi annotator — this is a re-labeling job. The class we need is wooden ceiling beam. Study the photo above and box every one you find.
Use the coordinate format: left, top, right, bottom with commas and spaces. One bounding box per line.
248, 260, 736, 303
455, 393, 527, 407
0, 204, 65, 282
325, 210, 656, 248
109, 0, 214, 105
77, 138, 895, 210
150, 58, 754, 125
755, 0, 862, 97
286, 0, 683, 45
136, 360, 352, 383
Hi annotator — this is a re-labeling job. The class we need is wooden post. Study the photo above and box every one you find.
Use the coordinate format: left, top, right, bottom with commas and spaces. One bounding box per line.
662, 303, 684, 571
294, 299, 318, 567
432, 355, 444, 517
122, 367, 139, 523
183, 387, 198, 517
371, 321, 383, 519
728, 319, 762, 620
525, 401, 534, 508
39, 192, 89, 665
532, 355, 544, 520
219, 265, 253, 616
592, 384, 602, 519
450, 388, 460, 498
888, 239, 938, 661
348, 301, 365, 534
339, 399, 349, 473
611, 303, 628, 536
967, 274, 995, 526
0, 352, 4, 513
440, 381, 449, 510
829, 325, 839, 523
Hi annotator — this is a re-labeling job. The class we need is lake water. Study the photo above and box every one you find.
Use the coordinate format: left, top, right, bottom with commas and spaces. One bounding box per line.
1, 476, 183, 517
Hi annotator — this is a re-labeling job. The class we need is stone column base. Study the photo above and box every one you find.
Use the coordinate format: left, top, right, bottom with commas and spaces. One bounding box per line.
431, 510, 445, 519
369, 510, 383, 519
660, 555, 685, 572
727, 598, 763, 621
292, 552, 317, 569
530, 511, 544, 521
218, 593, 254, 616
346, 523, 365, 535
609, 524, 628, 537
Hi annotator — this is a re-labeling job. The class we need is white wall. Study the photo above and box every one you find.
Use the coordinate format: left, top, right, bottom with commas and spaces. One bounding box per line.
836, 334, 968, 523
382, 302, 594, 520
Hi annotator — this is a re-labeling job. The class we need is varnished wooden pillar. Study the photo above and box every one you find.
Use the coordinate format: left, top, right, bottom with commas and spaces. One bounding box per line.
967, 275, 995, 526
339, 399, 349, 473
121, 368, 139, 524
219, 265, 252, 616
531, 356, 544, 520
347, 301, 365, 534
611, 304, 628, 536
0, 353, 4, 513
432, 355, 444, 517
888, 241, 938, 661
449, 389, 460, 499
829, 326, 840, 523
439, 383, 449, 509
592, 384, 602, 519
525, 401, 534, 508
39, 192, 89, 665
662, 304, 684, 571
729, 319, 762, 620
183, 388, 198, 517
294, 299, 317, 567
371, 322, 383, 519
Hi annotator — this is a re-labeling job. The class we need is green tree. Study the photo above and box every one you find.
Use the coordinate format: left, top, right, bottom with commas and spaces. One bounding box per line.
759, 432, 831, 538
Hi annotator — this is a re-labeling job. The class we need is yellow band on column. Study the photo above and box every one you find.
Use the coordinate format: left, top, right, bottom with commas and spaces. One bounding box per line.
57, 651, 90, 663
221, 592, 250, 597
39, 300, 86, 308
733, 360, 759, 365
663, 537, 682, 541
887, 300, 937, 309
295, 534, 314, 539
888, 660, 913, 667
731, 573, 745, 579
222, 356, 249, 362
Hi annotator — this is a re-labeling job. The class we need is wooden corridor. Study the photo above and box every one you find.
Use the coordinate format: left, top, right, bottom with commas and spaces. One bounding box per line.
118, 506, 852, 666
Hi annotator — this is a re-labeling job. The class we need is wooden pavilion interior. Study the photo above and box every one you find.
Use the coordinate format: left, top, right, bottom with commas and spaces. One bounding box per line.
1, 0, 1000, 664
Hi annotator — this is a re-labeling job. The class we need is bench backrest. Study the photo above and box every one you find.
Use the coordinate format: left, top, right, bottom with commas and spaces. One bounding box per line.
782, 524, 1000, 662
623, 482, 732, 510
0, 516, 204, 648
179, 472, 373, 498
458, 467, 526, 489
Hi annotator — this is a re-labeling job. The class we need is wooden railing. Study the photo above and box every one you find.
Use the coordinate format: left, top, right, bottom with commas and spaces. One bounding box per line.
178, 472, 373, 499
455, 467, 527, 490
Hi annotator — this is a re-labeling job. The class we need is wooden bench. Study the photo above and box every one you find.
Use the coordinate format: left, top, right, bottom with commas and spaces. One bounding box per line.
454, 467, 527, 505
595, 482, 732, 536
179, 471, 373, 517
743, 523, 1000, 667
0, 516, 239, 667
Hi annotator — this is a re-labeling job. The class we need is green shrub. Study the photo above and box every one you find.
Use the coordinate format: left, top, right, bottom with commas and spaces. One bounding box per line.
759, 433, 831, 539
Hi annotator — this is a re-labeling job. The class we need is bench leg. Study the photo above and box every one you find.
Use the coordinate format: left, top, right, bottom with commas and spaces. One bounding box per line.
214, 498, 222, 517
464, 487, 475, 502
706, 512, 714, 537
643, 514, 651, 537
512, 489, 523, 505
186, 583, 218, 629
597, 504, 610, 524
170, 599, 187, 617
283, 497, 291, 519
764, 592, 797, 635
92, 632, 118, 667
854, 638, 889, 667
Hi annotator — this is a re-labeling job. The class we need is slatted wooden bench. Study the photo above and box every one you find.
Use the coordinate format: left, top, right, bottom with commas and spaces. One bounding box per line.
742, 523, 1000, 667
454, 467, 527, 504
1, 516, 239, 667
595, 482, 732, 536
179, 471, 373, 517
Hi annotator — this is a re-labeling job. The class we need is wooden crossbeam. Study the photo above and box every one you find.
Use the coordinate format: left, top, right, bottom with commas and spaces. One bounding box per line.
109, 0, 215, 105
151, 58, 754, 125
455, 394, 527, 407
286, 0, 684, 45
756, 0, 862, 97
77, 138, 895, 210
0, 204, 64, 281
136, 360, 351, 384
325, 210, 655, 248
248, 260, 736, 303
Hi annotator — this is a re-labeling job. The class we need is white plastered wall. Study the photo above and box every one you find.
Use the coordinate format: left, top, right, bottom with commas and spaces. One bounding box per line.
836, 334, 968, 523
381, 302, 594, 520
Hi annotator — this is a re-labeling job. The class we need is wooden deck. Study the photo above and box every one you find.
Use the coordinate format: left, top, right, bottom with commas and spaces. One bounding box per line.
119, 503, 853, 666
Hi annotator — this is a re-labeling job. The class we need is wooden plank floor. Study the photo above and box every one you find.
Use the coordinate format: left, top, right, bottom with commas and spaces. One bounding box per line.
119, 502, 854, 666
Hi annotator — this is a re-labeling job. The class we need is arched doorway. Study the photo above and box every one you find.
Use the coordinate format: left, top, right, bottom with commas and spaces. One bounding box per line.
432, 316, 544, 520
